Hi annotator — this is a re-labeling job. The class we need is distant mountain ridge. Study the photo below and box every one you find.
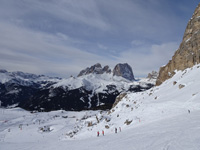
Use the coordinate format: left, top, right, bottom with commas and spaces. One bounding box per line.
78, 63, 111, 77
0, 63, 155, 111
78, 63, 135, 81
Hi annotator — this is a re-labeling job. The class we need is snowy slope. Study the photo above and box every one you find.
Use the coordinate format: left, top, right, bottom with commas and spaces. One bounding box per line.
0, 65, 200, 150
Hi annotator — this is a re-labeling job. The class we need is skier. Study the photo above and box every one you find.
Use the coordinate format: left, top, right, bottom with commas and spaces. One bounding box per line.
115, 128, 117, 133
102, 130, 104, 136
97, 131, 100, 137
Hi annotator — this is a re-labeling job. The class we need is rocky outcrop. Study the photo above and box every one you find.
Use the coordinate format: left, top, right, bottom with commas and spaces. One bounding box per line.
113, 63, 135, 81
156, 3, 200, 85
78, 63, 135, 81
147, 71, 158, 80
112, 93, 127, 109
77, 63, 111, 77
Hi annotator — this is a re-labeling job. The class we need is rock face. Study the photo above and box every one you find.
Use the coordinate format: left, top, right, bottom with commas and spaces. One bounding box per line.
77, 63, 111, 77
113, 63, 135, 81
112, 93, 127, 109
156, 3, 200, 85
78, 63, 135, 81
147, 71, 158, 80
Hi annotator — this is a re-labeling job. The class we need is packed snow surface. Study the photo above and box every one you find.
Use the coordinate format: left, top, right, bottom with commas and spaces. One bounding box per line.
1, 65, 200, 150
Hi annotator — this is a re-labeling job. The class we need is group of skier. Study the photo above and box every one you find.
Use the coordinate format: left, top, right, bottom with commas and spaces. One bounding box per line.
115, 127, 121, 133
97, 130, 104, 137
97, 127, 121, 137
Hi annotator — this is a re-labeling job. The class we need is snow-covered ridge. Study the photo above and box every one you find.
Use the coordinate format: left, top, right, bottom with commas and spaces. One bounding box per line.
0, 68, 155, 92
0, 69, 61, 85
53, 73, 153, 92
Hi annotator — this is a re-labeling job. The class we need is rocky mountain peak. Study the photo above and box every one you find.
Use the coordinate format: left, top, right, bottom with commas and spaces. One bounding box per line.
156, 3, 200, 85
113, 63, 135, 81
147, 71, 158, 80
77, 63, 135, 81
77, 63, 111, 77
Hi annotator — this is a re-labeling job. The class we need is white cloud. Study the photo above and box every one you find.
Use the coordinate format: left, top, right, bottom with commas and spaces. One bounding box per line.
131, 40, 145, 46
98, 44, 108, 50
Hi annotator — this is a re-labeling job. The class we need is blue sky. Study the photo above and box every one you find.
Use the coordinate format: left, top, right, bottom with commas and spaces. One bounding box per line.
0, 0, 199, 78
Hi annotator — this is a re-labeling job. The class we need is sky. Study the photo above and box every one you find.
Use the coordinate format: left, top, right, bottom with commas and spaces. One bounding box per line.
0, 0, 199, 78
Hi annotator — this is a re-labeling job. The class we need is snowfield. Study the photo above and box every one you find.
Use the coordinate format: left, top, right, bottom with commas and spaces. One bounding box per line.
1, 65, 200, 150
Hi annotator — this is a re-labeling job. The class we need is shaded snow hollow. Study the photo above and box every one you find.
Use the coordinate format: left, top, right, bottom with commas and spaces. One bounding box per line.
1, 64, 200, 150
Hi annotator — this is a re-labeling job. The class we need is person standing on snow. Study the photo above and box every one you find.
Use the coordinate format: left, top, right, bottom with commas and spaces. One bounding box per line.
97, 131, 100, 137
119, 127, 121, 132
115, 128, 117, 133
102, 130, 104, 136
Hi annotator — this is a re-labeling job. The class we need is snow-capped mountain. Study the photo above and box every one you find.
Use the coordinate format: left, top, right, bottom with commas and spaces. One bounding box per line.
0, 69, 61, 107
0, 63, 155, 111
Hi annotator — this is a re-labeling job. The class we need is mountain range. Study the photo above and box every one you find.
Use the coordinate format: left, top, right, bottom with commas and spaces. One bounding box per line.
0, 63, 155, 111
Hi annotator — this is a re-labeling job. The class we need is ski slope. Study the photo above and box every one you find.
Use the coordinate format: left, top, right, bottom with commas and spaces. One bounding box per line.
0, 65, 200, 150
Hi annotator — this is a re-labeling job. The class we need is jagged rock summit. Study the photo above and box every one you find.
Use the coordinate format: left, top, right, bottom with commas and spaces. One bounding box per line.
78, 63, 135, 81
113, 63, 135, 81
77, 63, 111, 77
156, 3, 200, 85
147, 71, 158, 80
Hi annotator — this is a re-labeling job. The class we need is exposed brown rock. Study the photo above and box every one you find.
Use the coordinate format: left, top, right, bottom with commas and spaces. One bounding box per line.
156, 3, 200, 86
105, 125, 109, 129
124, 119, 132, 125
173, 81, 177, 85
147, 71, 158, 80
179, 84, 185, 89
112, 93, 127, 108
